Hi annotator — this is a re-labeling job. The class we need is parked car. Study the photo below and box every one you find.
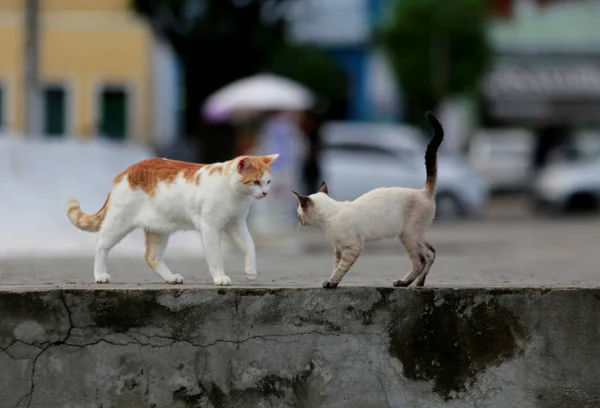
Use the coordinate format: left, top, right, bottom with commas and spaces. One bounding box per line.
545, 129, 600, 165
468, 128, 536, 193
319, 122, 489, 220
532, 154, 600, 214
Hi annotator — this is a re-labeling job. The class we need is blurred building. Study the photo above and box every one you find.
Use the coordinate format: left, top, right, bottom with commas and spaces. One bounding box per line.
480, 0, 600, 172
482, 0, 600, 129
0, 0, 178, 144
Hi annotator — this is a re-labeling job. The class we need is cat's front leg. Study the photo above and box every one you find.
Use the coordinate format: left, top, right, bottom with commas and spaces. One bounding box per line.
333, 247, 342, 271
225, 219, 257, 280
197, 221, 231, 286
324, 242, 362, 289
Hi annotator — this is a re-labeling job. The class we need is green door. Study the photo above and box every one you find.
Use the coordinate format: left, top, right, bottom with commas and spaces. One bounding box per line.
43, 86, 66, 137
99, 87, 128, 141
0, 86, 4, 131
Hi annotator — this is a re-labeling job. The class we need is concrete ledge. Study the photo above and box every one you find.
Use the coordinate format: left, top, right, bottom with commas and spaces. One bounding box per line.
1, 286, 600, 407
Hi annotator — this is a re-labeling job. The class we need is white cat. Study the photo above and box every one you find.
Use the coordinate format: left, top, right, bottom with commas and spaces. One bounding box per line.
293, 111, 444, 288
66, 154, 279, 285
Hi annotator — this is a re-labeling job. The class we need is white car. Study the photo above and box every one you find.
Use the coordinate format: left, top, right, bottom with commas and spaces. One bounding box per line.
545, 129, 600, 165
468, 128, 535, 193
319, 122, 489, 220
533, 154, 600, 214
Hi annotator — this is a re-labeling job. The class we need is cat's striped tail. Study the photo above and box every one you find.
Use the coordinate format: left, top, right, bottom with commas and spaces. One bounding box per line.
66, 195, 109, 232
423, 111, 445, 197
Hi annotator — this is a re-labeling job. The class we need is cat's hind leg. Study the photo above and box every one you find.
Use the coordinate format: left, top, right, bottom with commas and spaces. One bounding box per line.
333, 247, 342, 271
144, 230, 183, 284
324, 238, 363, 289
393, 232, 426, 287
93, 220, 133, 283
414, 241, 436, 287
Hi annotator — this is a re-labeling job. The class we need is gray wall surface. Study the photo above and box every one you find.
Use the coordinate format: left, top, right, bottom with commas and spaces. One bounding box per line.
1, 286, 599, 408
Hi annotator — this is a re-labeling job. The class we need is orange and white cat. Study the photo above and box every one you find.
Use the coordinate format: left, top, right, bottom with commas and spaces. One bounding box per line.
66, 154, 279, 285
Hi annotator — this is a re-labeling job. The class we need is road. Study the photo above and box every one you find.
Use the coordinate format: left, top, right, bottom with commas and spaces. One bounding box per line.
2, 214, 600, 288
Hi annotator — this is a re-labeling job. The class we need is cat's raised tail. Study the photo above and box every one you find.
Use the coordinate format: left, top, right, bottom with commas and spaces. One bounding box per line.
66, 195, 109, 232
423, 111, 445, 197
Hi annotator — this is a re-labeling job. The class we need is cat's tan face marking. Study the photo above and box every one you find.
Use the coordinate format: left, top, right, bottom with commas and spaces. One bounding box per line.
236, 155, 278, 199
293, 181, 329, 226
237, 157, 272, 185
293, 192, 317, 226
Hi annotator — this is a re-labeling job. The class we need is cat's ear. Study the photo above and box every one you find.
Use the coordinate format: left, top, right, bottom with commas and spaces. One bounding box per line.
317, 181, 328, 195
292, 191, 312, 208
262, 154, 279, 166
237, 157, 252, 174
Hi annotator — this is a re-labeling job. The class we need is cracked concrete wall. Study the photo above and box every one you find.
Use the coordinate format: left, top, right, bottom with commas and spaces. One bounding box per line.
1, 287, 600, 408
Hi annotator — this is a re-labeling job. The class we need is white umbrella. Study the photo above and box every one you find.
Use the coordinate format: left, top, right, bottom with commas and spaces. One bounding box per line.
202, 73, 315, 123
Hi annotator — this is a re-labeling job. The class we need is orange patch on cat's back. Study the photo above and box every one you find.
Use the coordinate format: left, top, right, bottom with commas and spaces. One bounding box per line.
115, 158, 206, 196
223, 160, 235, 176
207, 164, 223, 176
239, 156, 272, 184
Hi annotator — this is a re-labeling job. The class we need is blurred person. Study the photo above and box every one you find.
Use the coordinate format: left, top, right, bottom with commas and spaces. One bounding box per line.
255, 110, 307, 202
300, 108, 326, 194
232, 114, 264, 157
248, 110, 308, 235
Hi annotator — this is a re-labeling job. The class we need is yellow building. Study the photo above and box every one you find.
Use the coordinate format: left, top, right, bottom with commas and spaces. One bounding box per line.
0, 0, 178, 143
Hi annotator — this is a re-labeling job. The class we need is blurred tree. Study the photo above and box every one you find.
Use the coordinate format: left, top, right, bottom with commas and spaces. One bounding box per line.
264, 43, 345, 193
130, 0, 298, 162
264, 43, 346, 110
378, 0, 491, 127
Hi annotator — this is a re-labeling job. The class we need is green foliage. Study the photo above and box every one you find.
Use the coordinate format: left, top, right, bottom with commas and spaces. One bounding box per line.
378, 0, 491, 122
264, 43, 345, 107
131, 0, 294, 82
130, 0, 297, 140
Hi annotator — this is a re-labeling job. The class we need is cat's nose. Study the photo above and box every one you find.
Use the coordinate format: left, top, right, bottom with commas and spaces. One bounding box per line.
262, 191, 268, 197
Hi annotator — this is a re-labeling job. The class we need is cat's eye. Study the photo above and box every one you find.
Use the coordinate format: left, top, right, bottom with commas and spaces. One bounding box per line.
267, 180, 271, 184
253, 180, 260, 185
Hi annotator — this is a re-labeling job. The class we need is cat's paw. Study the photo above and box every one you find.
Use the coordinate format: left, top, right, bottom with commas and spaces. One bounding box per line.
166, 274, 184, 284
95, 274, 110, 284
244, 270, 257, 281
393, 279, 411, 287
322, 280, 338, 289
214, 276, 232, 286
